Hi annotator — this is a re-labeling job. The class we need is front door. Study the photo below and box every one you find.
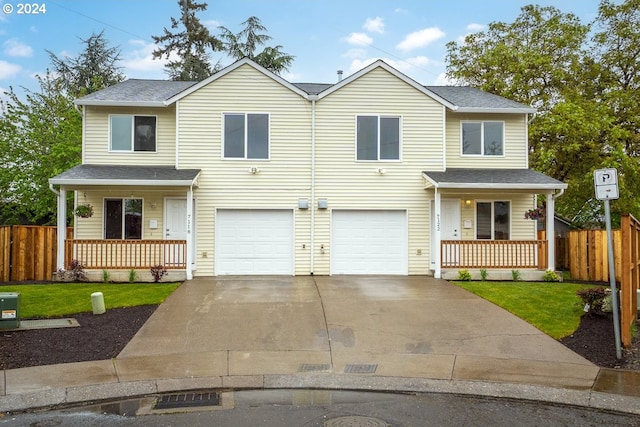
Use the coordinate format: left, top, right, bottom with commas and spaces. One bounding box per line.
165, 198, 192, 266
441, 199, 461, 266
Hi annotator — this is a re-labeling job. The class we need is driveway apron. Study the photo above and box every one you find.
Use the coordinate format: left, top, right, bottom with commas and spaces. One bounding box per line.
115, 276, 599, 389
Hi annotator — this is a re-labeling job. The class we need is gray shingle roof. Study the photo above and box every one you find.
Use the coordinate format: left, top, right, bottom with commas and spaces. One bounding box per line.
425, 86, 534, 112
292, 83, 334, 95
50, 164, 201, 186
423, 168, 566, 190
76, 80, 197, 106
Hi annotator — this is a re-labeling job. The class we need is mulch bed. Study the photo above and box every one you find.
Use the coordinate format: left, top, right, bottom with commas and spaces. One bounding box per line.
1, 305, 639, 371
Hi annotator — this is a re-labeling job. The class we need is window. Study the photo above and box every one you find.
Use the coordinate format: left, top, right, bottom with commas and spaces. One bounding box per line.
223, 113, 269, 159
462, 121, 504, 156
110, 115, 156, 152
356, 115, 400, 161
476, 201, 510, 240
104, 198, 142, 239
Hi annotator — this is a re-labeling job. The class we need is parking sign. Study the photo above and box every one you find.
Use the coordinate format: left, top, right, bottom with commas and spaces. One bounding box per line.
594, 168, 619, 200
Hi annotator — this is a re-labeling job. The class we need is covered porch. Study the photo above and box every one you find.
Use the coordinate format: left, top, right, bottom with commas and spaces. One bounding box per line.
49, 164, 201, 280
423, 168, 567, 279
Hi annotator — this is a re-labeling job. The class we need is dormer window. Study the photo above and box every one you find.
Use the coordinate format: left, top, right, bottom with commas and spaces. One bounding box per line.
110, 115, 157, 152
461, 121, 504, 156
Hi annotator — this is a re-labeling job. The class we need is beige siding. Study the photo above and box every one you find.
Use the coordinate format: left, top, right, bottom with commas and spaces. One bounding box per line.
445, 112, 528, 169
314, 68, 443, 275
83, 106, 177, 166
176, 64, 313, 276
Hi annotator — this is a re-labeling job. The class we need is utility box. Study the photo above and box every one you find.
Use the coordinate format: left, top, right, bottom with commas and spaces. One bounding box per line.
0, 292, 20, 329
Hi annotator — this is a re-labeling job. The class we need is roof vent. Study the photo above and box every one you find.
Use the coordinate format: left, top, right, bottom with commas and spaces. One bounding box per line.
337, 70, 343, 82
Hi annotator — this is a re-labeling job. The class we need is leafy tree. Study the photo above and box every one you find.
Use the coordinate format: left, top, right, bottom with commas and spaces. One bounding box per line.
0, 74, 81, 224
152, 0, 223, 80
445, 2, 640, 227
219, 16, 294, 74
47, 30, 125, 97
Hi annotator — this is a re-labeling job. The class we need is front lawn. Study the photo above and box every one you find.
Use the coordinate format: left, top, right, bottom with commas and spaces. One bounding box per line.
453, 281, 596, 339
1, 282, 181, 318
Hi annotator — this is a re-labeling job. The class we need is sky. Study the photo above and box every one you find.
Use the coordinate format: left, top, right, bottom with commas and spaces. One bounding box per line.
0, 0, 604, 98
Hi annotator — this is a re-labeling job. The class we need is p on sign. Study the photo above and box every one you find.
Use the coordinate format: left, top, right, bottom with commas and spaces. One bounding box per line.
594, 168, 619, 201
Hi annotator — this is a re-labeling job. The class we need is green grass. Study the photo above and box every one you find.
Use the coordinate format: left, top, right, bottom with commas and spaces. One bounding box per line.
1, 283, 181, 318
453, 281, 595, 339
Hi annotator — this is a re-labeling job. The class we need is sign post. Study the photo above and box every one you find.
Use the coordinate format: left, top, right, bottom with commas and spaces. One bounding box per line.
593, 168, 621, 360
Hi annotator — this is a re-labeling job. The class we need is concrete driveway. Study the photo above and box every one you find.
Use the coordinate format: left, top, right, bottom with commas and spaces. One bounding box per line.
115, 276, 598, 389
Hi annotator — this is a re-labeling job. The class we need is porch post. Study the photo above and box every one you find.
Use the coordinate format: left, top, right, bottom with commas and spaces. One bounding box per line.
186, 186, 194, 280
434, 189, 442, 279
57, 188, 67, 270
546, 191, 555, 271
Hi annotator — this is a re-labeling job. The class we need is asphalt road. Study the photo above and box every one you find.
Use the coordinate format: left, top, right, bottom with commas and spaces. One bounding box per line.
2, 390, 639, 426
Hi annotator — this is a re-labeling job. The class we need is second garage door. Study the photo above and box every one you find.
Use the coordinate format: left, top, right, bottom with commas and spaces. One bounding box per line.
331, 210, 407, 275
216, 209, 294, 275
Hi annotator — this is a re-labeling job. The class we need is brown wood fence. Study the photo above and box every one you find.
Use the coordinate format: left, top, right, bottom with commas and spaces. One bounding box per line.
546, 213, 640, 347
0, 225, 73, 282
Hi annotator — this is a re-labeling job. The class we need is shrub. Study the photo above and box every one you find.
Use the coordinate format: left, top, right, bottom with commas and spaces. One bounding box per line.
576, 287, 608, 313
542, 270, 560, 282
57, 259, 88, 282
102, 269, 111, 283
511, 269, 522, 281
150, 264, 168, 283
480, 268, 488, 281
458, 269, 472, 281
128, 269, 138, 283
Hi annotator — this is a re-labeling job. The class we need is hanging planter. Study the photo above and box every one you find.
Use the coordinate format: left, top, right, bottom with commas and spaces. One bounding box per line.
524, 207, 546, 221
74, 204, 94, 218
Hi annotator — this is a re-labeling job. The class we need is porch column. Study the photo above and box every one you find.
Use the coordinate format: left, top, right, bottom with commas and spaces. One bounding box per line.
186, 186, 194, 280
434, 189, 442, 279
56, 188, 67, 270
546, 191, 555, 271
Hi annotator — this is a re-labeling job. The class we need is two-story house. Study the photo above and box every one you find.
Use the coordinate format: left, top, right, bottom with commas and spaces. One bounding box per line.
49, 58, 567, 281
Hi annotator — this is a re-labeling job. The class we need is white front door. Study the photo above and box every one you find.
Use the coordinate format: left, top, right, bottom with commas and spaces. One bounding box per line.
440, 199, 461, 267
165, 198, 192, 266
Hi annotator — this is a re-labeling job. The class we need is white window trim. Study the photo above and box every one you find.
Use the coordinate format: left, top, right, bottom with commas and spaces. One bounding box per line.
354, 114, 402, 162
474, 199, 511, 240
460, 120, 505, 157
108, 114, 158, 153
221, 112, 271, 160
103, 197, 144, 240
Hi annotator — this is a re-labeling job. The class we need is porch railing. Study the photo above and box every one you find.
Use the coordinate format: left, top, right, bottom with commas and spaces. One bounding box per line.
441, 240, 548, 269
65, 239, 187, 270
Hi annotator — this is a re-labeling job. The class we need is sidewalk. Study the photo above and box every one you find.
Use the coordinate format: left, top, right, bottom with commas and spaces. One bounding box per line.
2, 276, 639, 414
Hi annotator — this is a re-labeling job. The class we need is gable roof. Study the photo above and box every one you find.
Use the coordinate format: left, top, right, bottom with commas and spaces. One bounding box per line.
74, 58, 534, 113
423, 168, 566, 190
49, 164, 201, 186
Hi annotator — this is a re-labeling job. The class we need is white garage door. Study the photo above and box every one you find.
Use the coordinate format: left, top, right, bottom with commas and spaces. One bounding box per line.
216, 209, 294, 275
331, 210, 407, 275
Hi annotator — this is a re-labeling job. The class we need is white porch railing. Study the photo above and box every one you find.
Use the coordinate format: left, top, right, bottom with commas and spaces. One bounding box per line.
441, 240, 548, 269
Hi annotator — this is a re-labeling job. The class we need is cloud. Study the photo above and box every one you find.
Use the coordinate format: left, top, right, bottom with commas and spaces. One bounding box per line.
396, 27, 445, 53
466, 23, 486, 32
343, 32, 373, 47
203, 19, 221, 29
394, 8, 408, 14
348, 56, 434, 76
4, 39, 33, 58
363, 17, 384, 34
120, 40, 171, 79
432, 72, 454, 86
0, 61, 21, 79
342, 48, 367, 59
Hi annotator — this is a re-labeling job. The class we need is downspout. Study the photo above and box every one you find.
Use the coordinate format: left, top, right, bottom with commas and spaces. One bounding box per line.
310, 96, 317, 274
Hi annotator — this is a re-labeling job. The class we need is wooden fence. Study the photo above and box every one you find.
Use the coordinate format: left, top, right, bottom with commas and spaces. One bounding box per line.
0, 225, 73, 282
547, 214, 640, 347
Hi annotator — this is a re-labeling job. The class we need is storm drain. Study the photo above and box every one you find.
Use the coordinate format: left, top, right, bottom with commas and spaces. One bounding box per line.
298, 364, 331, 372
154, 391, 221, 410
344, 364, 378, 374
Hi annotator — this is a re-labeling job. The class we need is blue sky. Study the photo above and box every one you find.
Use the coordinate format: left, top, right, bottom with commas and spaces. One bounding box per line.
1, 0, 603, 97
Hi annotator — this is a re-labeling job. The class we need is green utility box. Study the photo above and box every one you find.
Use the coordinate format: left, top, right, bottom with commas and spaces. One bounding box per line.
0, 292, 20, 329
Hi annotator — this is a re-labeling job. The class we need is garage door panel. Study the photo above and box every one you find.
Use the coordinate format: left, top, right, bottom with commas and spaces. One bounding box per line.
216, 209, 294, 275
331, 210, 407, 275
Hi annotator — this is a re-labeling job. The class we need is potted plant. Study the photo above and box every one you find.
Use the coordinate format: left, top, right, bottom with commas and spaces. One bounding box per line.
524, 207, 545, 221
74, 203, 94, 218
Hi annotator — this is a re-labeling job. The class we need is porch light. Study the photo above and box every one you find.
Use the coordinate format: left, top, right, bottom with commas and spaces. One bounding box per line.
465, 199, 472, 206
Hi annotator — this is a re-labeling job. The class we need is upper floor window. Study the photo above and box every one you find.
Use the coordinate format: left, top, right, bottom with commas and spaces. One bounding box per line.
223, 113, 269, 159
356, 115, 400, 161
461, 121, 504, 156
104, 198, 142, 239
110, 115, 156, 152
476, 201, 510, 240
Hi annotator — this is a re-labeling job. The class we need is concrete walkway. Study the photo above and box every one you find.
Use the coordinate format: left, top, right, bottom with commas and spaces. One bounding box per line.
2, 276, 640, 414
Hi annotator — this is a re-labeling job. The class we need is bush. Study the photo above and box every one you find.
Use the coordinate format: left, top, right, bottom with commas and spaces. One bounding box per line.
542, 270, 560, 282
128, 269, 138, 283
576, 287, 609, 313
150, 264, 168, 283
511, 269, 521, 281
57, 259, 88, 282
458, 269, 472, 281
102, 269, 111, 283
480, 269, 488, 281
